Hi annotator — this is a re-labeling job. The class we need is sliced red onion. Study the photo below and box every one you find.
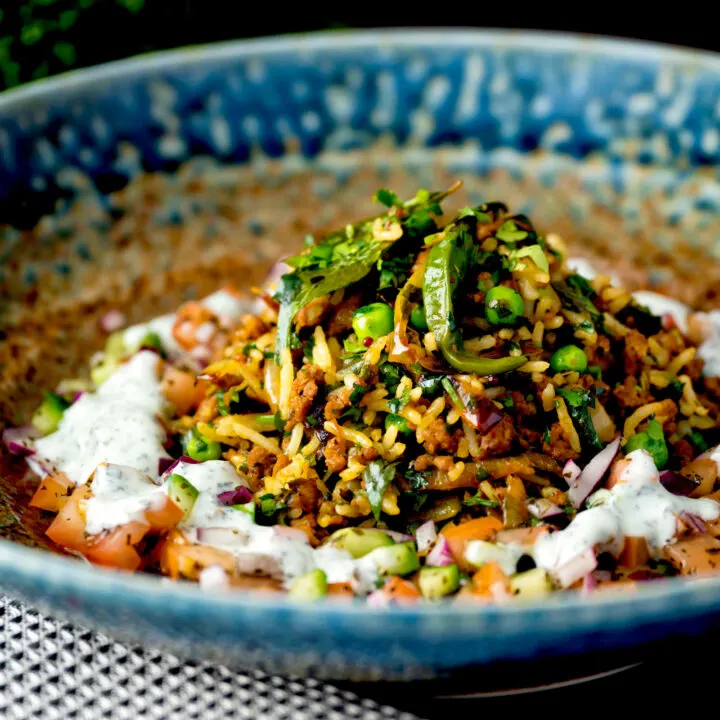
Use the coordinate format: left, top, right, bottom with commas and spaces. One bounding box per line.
681, 512, 707, 534
198, 565, 230, 591
378, 529, 414, 544
551, 548, 598, 589
426, 535, 454, 567
562, 459, 581, 485
72, 391, 85, 404
527, 498, 563, 520
273, 526, 310, 544
659, 470, 700, 497
196, 527, 246, 546
159, 455, 200, 476
567, 437, 621, 508
217, 487, 253, 506
3, 426, 39, 457
99, 309, 127, 333
415, 520, 437, 553
366, 589, 391, 608
582, 573, 597, 594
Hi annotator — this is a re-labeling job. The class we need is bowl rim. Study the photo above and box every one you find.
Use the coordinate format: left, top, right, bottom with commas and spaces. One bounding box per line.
3, 26, 720, 625
1, 26, 720, 113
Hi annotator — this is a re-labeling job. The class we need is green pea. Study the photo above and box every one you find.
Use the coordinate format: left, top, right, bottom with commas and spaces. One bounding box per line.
484, 286, 524, 326
550, 345, 588, 373
409, 304, 428, 331
352, 303, 394, 341
385, 413, 412, 436
624, 419, 668, 469
184, 427, 222, 462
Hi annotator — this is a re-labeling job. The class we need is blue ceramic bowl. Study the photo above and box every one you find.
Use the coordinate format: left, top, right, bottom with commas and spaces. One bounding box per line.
3, 30, 720, 681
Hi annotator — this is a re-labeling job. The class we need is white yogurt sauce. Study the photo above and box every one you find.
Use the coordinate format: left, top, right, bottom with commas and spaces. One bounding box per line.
123, 289, 251, 360
81, 456, 376, 590
29, 351, 169, 485
694, 310, 720, 377
532, 450, 720, 570
85, 463, 165, 535
631, 290, 690, 333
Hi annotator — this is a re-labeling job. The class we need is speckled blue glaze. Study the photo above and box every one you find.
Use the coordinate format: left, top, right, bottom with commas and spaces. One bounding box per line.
4, 30, 720, 680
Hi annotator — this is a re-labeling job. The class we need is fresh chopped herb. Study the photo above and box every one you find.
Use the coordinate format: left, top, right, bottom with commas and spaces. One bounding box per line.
553, 277, 601, 323
457, 206, 491, 223
303, 334, 316, 361
405, 467, 431, 491
350, 384, 369, 405
501, 396, 515, 410
306, 416, 319, 427
417, 373, 444, 399
374, 188, 401, 207
388, 385, 411, 413
508, 245, 549, 274
379, 361, 406, 395
364, 460, 397, 521
340, 404, 364, 424
566, 273, 595, 299
556, 387, 603, 452
476, 467, 491, 482
495, 220, 528, 244
587, 365, 603, 380
273, 410, 285, 433
405, 491, 430, 512
216, 391, 229, 416
618, 301, 663, 336
687, 430, 710, 453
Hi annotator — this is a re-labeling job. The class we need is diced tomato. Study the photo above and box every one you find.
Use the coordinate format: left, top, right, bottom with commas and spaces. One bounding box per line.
45, 485, 92, 552
30, 472, 73, 513
326, 582, 355, 601
472, 561, 510, 596
172, 302, 216, 350
441, 517, 503, 572
84, 521, 149, 571
619, 536, 650, 570
160, 366, 208, 415
144, 495, 184, 531
381, 576, 421, 604
160, 533, 236, 580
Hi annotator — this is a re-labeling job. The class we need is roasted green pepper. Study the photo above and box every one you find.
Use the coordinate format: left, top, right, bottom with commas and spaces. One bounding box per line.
422, 218, 527, 376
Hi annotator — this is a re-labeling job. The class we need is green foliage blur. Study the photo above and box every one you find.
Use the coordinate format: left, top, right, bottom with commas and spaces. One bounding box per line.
0, 2, 356, 92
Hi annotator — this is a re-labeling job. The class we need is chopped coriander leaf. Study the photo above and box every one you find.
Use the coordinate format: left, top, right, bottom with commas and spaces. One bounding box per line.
374, 188, 401, 207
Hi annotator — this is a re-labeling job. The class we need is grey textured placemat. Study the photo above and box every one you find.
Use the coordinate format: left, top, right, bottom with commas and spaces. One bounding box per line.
0, 596, 422, 720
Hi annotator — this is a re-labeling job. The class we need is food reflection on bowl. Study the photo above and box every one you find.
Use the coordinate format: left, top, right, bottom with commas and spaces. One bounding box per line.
6, 31, 720, 679
9, 180, 720, 607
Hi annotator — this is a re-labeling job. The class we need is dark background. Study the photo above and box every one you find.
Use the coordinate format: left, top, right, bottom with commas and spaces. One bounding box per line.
1, 2, 718, 91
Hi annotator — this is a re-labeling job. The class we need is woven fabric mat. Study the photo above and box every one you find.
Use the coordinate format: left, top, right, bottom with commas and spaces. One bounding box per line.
0, 596, 423, 720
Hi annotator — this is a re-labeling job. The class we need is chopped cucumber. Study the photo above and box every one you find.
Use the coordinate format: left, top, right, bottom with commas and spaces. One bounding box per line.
465, 540, 522, 576
288, 569, 328, 601
31, 392, 70, 435
418, 564, 460, 600
232, 501, 255, 521
167, 473, 199, 519
105, 331, 128, 358
328, 527, 395, 558
509, 568, 554, 600
90, 354, 120, 386
365, 541, 420, 577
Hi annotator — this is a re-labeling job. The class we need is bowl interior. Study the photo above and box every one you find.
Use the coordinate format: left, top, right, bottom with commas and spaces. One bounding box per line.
3, 30, 720, 676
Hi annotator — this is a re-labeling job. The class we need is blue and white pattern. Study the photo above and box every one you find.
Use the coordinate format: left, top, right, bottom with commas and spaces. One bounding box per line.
3, 31, 720, 679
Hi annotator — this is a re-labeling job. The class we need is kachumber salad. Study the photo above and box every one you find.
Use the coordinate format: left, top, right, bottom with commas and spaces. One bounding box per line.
10, 182, 720, 604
